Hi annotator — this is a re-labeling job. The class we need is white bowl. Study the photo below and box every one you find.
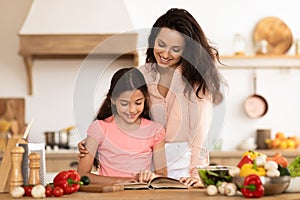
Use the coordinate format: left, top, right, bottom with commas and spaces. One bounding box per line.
285, 177, 300, 192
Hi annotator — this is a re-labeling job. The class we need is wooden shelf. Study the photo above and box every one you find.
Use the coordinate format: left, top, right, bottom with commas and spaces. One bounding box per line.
18, 34, 139, 95
219, 54, 300, 70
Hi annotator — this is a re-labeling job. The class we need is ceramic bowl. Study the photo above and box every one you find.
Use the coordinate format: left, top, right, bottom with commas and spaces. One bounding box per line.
285, 177, 300, 192
233, 176, 290, 195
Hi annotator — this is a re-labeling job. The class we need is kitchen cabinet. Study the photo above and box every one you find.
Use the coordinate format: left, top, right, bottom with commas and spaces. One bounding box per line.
210, 150, 299, 166
219, 55, 300, 70
45, 151, 78, 172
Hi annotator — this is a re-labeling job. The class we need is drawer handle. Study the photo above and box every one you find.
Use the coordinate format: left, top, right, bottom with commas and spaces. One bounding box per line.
70, 161, 79, 168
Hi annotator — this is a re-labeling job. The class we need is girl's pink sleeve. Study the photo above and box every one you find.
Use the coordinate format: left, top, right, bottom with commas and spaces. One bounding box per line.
153, 123, 166, 146
87, 120, 103, 145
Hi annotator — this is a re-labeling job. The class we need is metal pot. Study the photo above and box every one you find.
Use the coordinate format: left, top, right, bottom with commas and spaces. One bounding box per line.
44, 131, 56, 149
244, 72, 268, 118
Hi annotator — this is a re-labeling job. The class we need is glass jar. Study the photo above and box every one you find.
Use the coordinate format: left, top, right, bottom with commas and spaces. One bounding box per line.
233, 33, 246, 56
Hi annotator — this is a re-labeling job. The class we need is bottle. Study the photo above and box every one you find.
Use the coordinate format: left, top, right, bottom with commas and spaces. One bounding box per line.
233, 33, 246, 56
256, 40, 268, 55
295, 39, 300, 55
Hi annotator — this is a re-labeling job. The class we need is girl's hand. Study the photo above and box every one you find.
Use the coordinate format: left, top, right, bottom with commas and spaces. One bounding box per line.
179, 177, 203, 188
77, 139, 88, 159
137, 170, 156, 183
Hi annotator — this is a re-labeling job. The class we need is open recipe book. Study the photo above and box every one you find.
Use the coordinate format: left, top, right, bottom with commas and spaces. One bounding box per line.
115, 176, 188, 190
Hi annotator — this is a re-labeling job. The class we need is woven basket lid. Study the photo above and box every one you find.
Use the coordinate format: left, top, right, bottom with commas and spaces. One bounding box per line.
253, 16, 293, 54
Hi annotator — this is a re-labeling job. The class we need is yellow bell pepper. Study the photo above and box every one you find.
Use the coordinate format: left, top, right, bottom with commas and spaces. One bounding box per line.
239, 163, 266, 177
242, 150, 266, 160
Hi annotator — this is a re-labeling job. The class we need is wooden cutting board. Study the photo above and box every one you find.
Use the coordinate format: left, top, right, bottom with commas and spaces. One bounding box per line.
79, 184, 124, 193
0, 98, 25, 137
253, 16, 293, 54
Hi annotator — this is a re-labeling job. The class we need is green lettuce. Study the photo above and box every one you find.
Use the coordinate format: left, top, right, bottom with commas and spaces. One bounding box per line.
287, 156, 300, 177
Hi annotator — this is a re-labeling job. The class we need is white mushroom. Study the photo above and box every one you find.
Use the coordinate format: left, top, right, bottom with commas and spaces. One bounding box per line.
10, 186, 25, 198
217, 182, 228, 194
31, 184, 46, 198
266, 168, 280, 177
206, 185, 218, 196
255, 155, 267, 167
264, 160, 278, 170
225, 183, 237, 196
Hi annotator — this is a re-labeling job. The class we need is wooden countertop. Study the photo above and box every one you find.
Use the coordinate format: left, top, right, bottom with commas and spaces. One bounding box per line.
1, 189, 299, 199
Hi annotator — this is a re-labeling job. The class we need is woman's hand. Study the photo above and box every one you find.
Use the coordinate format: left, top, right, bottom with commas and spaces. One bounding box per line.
179, 177, 203, 188
136, 170, 156, 183
77, 139, 88, 159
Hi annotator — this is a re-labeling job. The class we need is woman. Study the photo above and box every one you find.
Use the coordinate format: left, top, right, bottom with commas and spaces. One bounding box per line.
78, 8, 224, 186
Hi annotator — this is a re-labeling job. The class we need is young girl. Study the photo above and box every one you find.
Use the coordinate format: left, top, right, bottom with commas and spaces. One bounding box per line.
77, 67, 167, 184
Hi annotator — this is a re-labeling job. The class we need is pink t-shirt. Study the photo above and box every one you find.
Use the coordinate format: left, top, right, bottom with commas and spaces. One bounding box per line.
87, 116, 165, 177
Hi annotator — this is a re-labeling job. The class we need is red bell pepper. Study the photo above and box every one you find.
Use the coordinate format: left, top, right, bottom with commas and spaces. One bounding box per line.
241, 174, 264, 198
53, 170, 82, 194
237, 155, 253, 168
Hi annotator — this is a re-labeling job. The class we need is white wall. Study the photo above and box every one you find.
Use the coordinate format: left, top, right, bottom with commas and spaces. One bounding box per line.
2, 0, 300, 150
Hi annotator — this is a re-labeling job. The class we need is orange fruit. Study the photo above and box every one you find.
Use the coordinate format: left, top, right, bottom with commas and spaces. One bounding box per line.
291, 136, 300, 147
279, 140, 288, 149
286, 138, 296, 148
275, 132, 285, 140
271, 138, 281, 148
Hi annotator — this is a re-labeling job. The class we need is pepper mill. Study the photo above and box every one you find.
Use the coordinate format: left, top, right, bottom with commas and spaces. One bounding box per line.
28, 152, 40, 185
10, 146, 25, 192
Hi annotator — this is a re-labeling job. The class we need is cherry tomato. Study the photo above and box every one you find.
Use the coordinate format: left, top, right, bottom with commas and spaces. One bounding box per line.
22, 185, 34, 196
45, 185, 53, 197
53, 186, 64, 197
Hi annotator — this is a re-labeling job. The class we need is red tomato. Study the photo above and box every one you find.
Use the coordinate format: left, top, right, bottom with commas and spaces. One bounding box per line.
53, 186, 64, 197
22, 185, 34, 196
45, 185, 53, 197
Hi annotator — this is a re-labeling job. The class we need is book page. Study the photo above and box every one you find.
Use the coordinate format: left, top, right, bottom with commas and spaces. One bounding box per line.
149, 177, 188, 189
115, 182, 149, 190
115, 177, 188, 190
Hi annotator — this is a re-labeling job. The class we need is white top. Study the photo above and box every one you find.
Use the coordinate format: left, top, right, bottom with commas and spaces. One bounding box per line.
138, 63, 213, 171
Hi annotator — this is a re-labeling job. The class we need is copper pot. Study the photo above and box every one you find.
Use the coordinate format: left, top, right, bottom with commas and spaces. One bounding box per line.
244, 72, 268, 118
